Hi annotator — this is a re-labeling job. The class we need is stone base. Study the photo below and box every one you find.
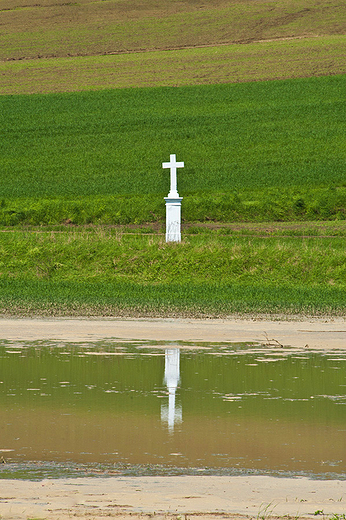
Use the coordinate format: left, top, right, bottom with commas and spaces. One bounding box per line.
164, 197, 183, 242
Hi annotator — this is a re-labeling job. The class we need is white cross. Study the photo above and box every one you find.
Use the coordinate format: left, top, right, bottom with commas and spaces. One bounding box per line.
162, 154, 184, 198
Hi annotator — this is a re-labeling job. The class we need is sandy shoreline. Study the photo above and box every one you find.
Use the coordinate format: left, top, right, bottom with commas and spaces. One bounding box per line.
1, 475, 346, 520
1, 316, 345, 349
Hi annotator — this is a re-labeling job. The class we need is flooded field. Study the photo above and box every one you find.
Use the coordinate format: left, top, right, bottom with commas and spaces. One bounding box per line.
0, 340, 345, 479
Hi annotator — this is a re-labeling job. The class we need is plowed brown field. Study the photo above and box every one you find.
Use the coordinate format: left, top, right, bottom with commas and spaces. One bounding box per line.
1, 0, 345, 93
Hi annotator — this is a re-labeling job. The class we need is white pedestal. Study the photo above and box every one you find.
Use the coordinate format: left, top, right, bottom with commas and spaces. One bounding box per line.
164, 196, 183, 242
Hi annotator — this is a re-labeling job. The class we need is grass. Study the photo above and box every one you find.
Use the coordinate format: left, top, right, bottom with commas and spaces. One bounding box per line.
1, 75, 345, 225
257, 503, 276, 520
2, 278, 345, 317
0, 228, 345, 317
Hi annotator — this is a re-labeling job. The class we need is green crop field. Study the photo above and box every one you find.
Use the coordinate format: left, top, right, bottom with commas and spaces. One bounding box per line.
1, 75, 345, 226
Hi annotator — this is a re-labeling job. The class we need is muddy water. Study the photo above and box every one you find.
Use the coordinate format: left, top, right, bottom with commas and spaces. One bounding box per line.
0, 340, 345, 478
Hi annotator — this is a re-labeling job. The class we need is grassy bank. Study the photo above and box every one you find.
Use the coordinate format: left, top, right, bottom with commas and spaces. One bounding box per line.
1, 75, 345, 225
1, 227, 345, 317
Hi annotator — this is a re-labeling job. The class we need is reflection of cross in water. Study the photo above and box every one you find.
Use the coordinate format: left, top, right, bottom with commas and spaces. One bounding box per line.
161, 348, 182, 432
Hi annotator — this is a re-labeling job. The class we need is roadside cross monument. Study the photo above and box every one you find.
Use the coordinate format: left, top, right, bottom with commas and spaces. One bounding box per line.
163, 154, 184, 242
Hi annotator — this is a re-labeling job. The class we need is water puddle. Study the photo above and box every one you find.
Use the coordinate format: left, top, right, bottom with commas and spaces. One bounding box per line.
0, 340, 345, 479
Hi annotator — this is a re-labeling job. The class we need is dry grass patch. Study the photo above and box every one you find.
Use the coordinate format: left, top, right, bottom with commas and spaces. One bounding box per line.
1, 35, 345, 94
1, 0, 345, 61
1, 0, 345, 93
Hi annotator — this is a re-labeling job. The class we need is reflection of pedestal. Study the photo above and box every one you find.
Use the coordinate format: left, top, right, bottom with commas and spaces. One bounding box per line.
164, 197, 183, 243
161, 349, 182, 432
